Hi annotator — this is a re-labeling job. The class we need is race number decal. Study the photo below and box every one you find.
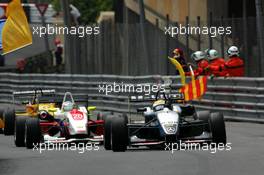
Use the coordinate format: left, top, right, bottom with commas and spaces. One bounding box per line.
70, 110, 84, 120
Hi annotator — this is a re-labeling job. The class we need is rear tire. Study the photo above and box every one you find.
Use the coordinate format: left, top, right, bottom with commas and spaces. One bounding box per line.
0, 109, 4, 120
195, 111, 210, 132
0, 109, 4, 134
209, 112, 226, 144
121, 114, 128, 126
97, 111, 113, 121
14, 117, 27, 147
194, 111, 210, 121
25, 118, 41, 149
111, 115, 128, 152
104, 115, 114, 150
3, 109, 16, 135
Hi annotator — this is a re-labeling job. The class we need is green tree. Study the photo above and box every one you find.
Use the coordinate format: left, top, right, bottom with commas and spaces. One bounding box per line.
51, 0, 61, 13
50, 0, 113, 24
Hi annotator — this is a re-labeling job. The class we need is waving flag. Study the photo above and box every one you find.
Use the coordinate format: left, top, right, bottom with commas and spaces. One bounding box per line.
168, 56, 208, 102
168, 57, 186, 85
179, 76, 208, 101
1, 0, 32, 54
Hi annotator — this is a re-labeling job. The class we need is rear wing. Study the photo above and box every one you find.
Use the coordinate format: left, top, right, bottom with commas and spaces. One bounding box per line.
13, 89, 56, 96
12, 89, 57, 105
130, 92, 184, 102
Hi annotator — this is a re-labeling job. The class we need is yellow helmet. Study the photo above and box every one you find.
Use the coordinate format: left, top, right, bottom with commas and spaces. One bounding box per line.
153, 100, 165, 111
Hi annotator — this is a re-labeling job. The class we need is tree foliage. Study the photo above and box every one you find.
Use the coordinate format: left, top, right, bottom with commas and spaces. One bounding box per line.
51, 0, 113, 24
51, 0, 61, 13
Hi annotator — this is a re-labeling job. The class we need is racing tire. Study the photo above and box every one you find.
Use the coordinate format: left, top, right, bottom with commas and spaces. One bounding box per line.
3, 108, 16, 135
25, 118, 41, 149
111, 115, 128, 152
194, 111, 210, 132
194, 111, 210, 121
0, 109, 4, 120
209, 112, 226, 144
121, 114, 129, 145
97, 111, 113, 121
0, 109, 3, 134
122, 114, 128, 125
104, 115, 114, 150
14, 117, 27, 147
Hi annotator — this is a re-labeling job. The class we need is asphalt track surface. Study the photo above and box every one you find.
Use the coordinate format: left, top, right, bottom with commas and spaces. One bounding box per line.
1, 122, 264, 175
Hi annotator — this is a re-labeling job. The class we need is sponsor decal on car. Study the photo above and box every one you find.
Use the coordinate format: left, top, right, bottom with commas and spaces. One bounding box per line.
70, 110, 84, 120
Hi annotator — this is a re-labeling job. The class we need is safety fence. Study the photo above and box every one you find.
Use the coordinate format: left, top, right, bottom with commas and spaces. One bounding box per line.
0, 73, 263, 122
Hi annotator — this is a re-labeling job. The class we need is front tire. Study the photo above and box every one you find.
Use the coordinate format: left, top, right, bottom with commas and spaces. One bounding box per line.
14, 117, 27, 147
111, 115, 128, 152
25, 118, 41, 149
209, 112, 226, 144
3, 108, 16, 135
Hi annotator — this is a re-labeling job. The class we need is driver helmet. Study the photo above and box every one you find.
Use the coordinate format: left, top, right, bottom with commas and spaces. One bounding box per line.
62, 101, 74, 111
152, 100, 166, 111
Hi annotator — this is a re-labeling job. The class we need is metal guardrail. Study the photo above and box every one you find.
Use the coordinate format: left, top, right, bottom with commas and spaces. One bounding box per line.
0, 73, 263, 122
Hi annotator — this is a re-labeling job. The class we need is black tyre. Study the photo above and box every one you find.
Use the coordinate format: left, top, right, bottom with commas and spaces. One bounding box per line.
209, 112, 226, 144
0, 109, 4, 120
104, 115, 114, 150
97, 111, 113, 121
14, 117, 27, 147
194, 111, 210, 121
3, 109, 16, 135
122, 114, 129, 145
111, 115, 128, 152
0, 108, 3, 134
122, 114, 129, 125
25, 118, 41, 149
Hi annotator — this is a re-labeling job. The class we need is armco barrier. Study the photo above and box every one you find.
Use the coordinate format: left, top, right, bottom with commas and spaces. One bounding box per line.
0, 73, 263, 122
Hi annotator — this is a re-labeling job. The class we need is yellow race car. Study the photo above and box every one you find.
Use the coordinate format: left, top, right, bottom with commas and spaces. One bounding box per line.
1, 89, 57, 136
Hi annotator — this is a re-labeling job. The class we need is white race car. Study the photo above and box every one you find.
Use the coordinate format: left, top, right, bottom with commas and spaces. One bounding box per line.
15, 92, 104, 148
